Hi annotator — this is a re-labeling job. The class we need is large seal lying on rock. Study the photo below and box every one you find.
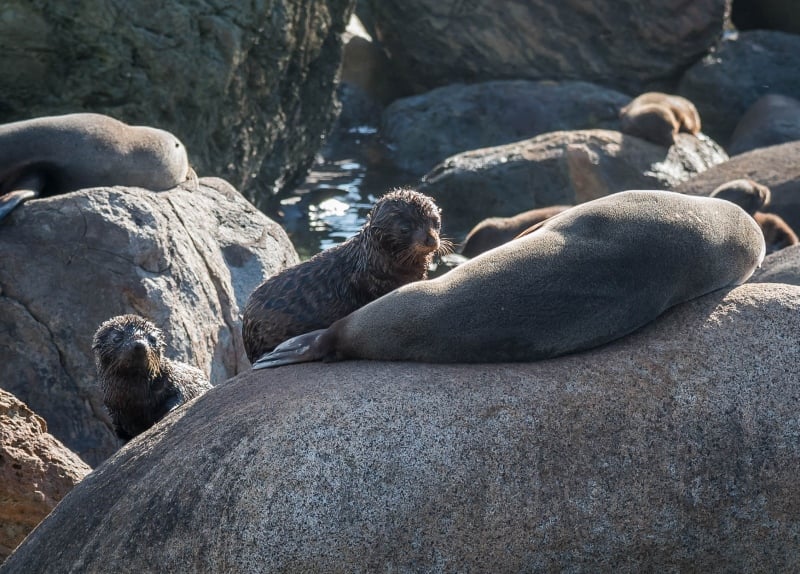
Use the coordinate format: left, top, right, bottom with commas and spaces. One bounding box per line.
254, 190, 765, 368
93, 314, 211, 442
0, 113, 192, 221
243, 188, 447, 362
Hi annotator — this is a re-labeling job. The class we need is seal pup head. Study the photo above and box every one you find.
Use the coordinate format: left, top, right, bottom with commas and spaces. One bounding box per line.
92, 314, 165, 385
710, 178, 771, 216
366, 187, 449, 271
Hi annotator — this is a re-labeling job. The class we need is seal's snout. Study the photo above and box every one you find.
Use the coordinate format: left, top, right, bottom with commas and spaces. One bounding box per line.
132, 339, 149, 355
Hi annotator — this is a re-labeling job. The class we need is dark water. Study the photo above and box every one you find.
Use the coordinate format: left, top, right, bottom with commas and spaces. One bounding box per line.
262, 126, 417, 260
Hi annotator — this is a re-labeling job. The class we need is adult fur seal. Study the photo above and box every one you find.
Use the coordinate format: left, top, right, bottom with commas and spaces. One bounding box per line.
242, 188, 447, 362
93, 314, 211, 442
253, 190, 765, 368
460, 205, 571, 258
619, 92, 701, 147
710, 178, 799, 253
0, 113, 191, 221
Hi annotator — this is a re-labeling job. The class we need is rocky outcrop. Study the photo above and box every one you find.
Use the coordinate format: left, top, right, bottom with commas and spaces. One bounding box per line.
0, 0, 355, 209
728, 94, 800, 156
0, 389, 90, 563
366, 0, 727, 95
675, 141, 800, 232
3, 282, 800, 572
380, 80, 631, 176
679, 30, 800, 146
0, 177, 298, 466
420, 129, 728, 236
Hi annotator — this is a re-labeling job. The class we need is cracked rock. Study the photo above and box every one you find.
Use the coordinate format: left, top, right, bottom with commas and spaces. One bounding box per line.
0, 177, 298, 466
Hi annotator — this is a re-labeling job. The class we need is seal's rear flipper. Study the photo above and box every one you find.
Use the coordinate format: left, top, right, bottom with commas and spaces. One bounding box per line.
252, 329, 331, 369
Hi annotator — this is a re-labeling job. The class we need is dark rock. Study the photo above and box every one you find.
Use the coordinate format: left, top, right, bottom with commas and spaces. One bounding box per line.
729, 94, 800, 155
0, 178, 298, 466
679, 30, 800, 145
749, 244, 800, 285
3, 282, 800, 572
420, 129, 728, 236
0, 0, 355, 210
366, 0, 727, 95
675, 141, 800, 232
380, 80, 631, 176
731, 0, 800, 35
0, 389, 90, 563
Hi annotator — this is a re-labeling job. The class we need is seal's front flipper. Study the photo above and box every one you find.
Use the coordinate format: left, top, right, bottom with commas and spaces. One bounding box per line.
0, 173, 46, 222
252, 329, 331, 369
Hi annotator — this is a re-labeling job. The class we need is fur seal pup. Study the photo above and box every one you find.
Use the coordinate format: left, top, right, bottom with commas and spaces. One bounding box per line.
460, 205, 571, 258
92, 314, 211, 442
253, 190, 765, 368
710, 179, 798, 253
0, 113, 191, 221
242, 188, 448, 362
619, 92, 701, 147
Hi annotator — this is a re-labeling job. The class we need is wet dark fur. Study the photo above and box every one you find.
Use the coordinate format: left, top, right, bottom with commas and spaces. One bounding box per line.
242, 188, 446, 362
92, 314, 211, 442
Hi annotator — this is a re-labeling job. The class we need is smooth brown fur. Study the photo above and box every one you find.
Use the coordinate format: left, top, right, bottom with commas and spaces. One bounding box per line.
243, 188, 447, 363
620, 92, 701, 147
460, 205, 571, 257
93, 314, 211, 442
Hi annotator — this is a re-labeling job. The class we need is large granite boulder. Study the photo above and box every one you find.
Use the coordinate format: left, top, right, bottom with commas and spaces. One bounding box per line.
0, 178, 298, 466
679, 30, 800, 146
0, 389, 91, 563
420, 129, 728, 236
0, 0, 355, 209
366, 0, 727, 95
380, 80, 631, 176
3, 282, 799, 572
675, 141, 800, 232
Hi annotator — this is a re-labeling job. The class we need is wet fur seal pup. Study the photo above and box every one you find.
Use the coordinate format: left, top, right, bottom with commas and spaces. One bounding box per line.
460, 205, 571, 258
0, 113, 192, 221
253, 190, 765, 368
93, 314, 211, 442
710, 178, 799, 253
619, 92, 701, 147
242, 188, 448, 362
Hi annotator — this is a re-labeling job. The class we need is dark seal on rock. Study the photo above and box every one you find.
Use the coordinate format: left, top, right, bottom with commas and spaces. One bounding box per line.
243, 188, 447, 363
0, 113, 192, 221
620, 92, 701, 146
92, 314, 212, 442
254, 190, 765, 368
460, 205, 571, 258
710, 178, 798, 253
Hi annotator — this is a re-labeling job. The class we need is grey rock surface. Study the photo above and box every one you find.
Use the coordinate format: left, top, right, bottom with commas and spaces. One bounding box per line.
3, 282, 799, 572
729, 94, 800, 156
0, 389, 91, 563
420, 129, 728, 236
366, 0, 727, 95
380, 80, 632, 176
679, 30, 800, 146
0, 178, 298, 466
675, 140, 800, 232
0, 0, 355, 209
749, 244, 800, 286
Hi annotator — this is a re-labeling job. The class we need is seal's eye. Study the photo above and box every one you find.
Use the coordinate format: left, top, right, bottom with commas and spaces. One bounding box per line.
399, 226, 411, 234
147, 333, 158, 345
